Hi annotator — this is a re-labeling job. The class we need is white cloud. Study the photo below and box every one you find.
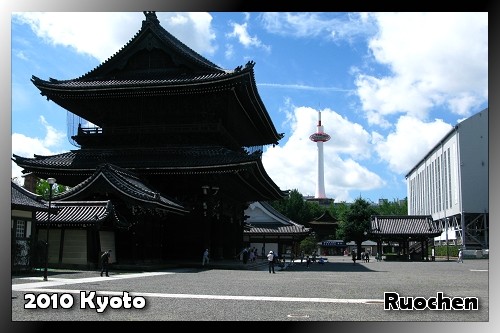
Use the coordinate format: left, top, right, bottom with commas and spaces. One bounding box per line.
373, 115, 453, 174
357, 12, 488, 125
164, 12, 217, 56
12, 12, 217, 62
224, 43, 234, 59
226, 21, 271, 52
260, 12, 374, 40
11, 116, 66, 183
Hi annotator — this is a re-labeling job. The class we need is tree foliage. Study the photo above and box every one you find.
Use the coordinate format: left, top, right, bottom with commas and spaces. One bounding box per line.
330, 201, 350, 221
299, 235, 318, 255
373, 198, 408, 215
336, 197, 376, 259
35, 179, 67, 199
270, 189, 322, 224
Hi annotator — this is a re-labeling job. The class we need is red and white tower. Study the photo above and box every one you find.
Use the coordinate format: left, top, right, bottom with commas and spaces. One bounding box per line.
309, 111, 331, 198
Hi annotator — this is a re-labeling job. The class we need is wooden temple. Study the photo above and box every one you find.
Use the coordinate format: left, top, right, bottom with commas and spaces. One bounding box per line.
369, 215, 442, 261
13, 11, 286, 268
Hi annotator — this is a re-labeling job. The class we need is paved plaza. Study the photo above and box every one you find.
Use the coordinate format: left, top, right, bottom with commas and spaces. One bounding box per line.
11, 256, 489, 325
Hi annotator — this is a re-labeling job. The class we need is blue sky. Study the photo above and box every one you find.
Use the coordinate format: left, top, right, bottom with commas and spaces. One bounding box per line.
11, 12, 488, 203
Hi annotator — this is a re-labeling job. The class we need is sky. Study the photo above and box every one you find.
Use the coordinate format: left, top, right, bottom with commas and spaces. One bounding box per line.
11, 12, 488, 203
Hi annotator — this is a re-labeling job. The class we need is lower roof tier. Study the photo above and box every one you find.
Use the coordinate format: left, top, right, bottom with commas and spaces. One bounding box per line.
13, 146, 287, 202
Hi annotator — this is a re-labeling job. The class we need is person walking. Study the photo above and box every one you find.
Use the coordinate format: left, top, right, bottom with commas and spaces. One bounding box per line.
351, 250, 357, 265
100, 249, 112, 277
249, 249, 255, 262
202, 248, 210, 266
457, 249, 464, 263
242, 248, 249, 264
267, 250, 276, 273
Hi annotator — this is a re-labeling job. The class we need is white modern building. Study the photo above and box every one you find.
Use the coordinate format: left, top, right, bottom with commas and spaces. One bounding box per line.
405, 108, 488, 250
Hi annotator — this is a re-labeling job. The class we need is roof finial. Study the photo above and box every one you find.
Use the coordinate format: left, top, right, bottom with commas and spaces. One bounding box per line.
143, 11, 159, 27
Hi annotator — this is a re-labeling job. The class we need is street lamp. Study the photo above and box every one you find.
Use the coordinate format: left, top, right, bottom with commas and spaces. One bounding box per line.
43, 177, 56, 281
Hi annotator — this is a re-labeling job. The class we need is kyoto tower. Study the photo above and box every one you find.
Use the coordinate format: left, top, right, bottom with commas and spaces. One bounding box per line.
309, 111, 331, 198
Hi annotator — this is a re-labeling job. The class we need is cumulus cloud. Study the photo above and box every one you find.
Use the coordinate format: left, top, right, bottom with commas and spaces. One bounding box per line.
11, 116, 66, 183
372, 115, 453, 174
12, 12, 217, 62
356, 12, 488, 125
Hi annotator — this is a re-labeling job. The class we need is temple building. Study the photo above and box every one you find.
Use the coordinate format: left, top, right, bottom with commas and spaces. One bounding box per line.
12, 12, 286, 268
243, 201, 311, 258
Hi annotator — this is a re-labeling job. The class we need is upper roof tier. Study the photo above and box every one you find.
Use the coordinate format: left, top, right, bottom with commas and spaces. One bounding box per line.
30, 11, 284, 148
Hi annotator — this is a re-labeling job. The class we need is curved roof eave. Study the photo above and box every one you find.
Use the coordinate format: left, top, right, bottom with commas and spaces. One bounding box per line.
52, 163, 189, 215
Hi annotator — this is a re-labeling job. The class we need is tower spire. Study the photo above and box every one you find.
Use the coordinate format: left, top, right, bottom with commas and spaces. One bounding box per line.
309, 111, 331, 198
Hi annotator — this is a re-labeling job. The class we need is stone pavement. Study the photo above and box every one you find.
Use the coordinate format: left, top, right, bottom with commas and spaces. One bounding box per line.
11, 256, 491, 325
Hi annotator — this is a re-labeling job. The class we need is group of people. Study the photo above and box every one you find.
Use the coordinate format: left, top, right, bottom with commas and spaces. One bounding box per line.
238, 247, 259, 264
351, 250, 372, 264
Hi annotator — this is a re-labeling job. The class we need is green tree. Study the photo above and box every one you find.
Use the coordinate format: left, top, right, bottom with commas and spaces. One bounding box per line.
299, 235, 317, 255
270, 189, 319, 224
374, 198, 408, 215
336, 197, 375, 260
36, 179, 67, 199
330, 201, 350, 221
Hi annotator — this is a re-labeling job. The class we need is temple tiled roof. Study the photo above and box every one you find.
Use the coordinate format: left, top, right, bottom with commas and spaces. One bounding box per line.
12, 146, 287, 202
369, 215, 442, 238
27, 11, 284, 149
35, 201, 121, 228
52, 163, 189, 215
310, 210, 337, 224
245, 224, 310, 235
11, 181, 48, 211
80, 11, 223, 79
244, 201, 310, 236
13, 146, 261, 171
29, 11, 255, 90
32, 70, 247, 90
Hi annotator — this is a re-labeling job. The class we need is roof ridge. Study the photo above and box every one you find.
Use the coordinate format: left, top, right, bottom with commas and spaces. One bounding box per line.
75, 11, 223, 81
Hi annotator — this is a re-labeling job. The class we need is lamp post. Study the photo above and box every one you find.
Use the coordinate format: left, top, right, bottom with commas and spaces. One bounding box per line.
43, 177, 56, 281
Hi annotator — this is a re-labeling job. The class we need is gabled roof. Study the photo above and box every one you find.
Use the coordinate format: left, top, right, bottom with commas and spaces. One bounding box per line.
52, 163, 189, 215
309, 210, 338, 225
369, 215, 442, 238
11, 181, 49, 211
82, 11, 223, 78
244, 201, 310, 235
35, 201, 123, 228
